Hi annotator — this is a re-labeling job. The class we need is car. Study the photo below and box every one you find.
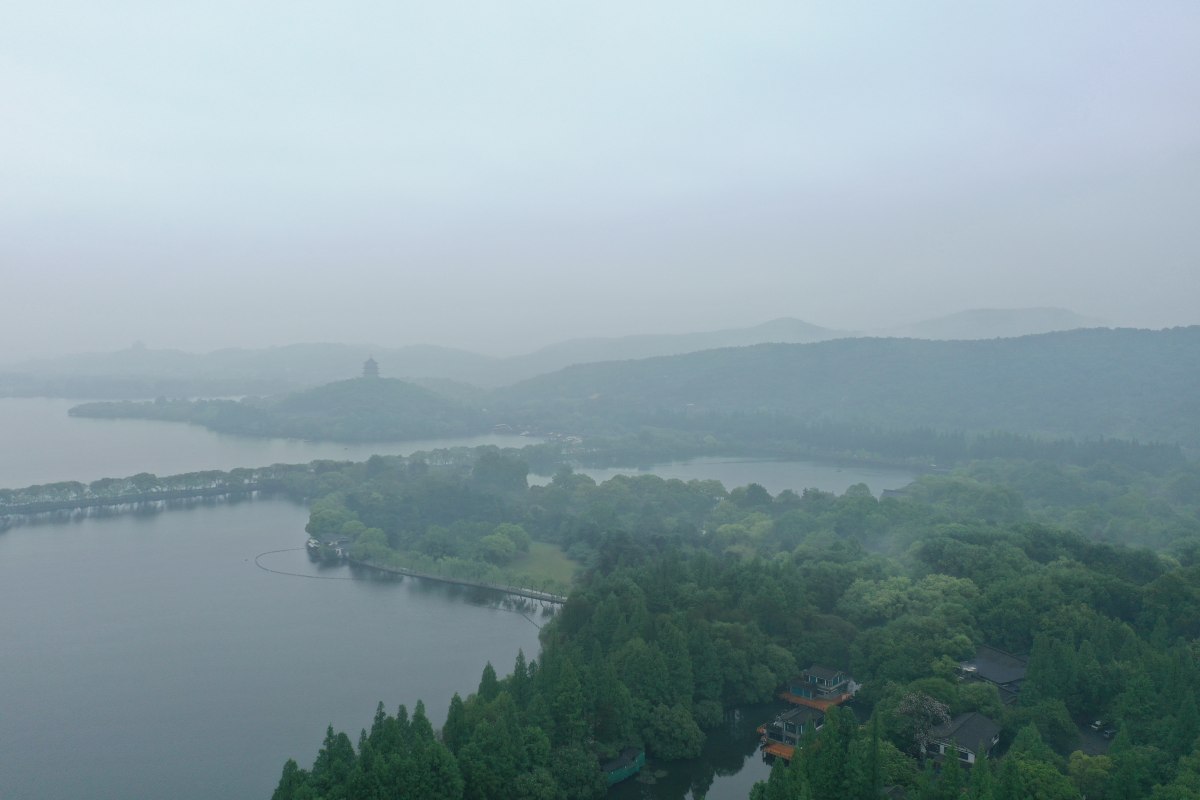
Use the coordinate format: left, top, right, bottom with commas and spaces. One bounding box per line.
1090, 720, 1104, 731
1102, 728, 1117, 739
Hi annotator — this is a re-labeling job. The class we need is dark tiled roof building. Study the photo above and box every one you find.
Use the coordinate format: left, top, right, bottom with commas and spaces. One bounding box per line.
959, 645, 1027, 704
928, 712, 1002, 765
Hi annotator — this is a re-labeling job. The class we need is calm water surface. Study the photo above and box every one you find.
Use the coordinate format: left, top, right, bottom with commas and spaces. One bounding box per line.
532, 456, 914, 497
0, 397, 534, 488
611, 704, 786, 800
0, 500, 543, 800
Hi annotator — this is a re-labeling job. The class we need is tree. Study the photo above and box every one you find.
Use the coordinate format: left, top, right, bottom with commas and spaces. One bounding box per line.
444, 690, 470, 753
494, 523, 531, 553
271, 759, 311, 800
1008, 722, 1062, 768
478, 663, 500, 702
969, 751, 995, 800
897, 692, 951, 757
1068, 751, 1111, 800
547, 655, 588, 746
936, 745, 966, 800
478, 532, 517, 564
809, 706, 855, 799
642, 703, 704, 760
309, 725, 356, 796
549, 743, 607, 800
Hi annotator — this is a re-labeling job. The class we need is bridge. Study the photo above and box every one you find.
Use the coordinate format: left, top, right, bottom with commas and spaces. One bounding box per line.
349, 558, 568, 605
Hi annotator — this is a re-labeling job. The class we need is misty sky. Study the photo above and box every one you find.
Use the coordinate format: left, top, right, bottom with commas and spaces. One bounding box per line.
2, 1, 1198, 359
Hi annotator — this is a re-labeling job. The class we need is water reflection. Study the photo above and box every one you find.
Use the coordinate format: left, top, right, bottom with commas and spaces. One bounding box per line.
254, 551, 560, 625
612, 703, 786, 800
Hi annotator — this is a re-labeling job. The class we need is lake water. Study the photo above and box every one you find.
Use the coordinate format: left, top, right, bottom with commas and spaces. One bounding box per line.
0, 499, 544, 800
0, 397, 535, 488
0, 397, 913, 799
611, 704, 786, 800
532, 456, 914, 497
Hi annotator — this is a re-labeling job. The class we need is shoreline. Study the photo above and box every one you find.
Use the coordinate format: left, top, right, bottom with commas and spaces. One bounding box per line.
347, 557, 568, 605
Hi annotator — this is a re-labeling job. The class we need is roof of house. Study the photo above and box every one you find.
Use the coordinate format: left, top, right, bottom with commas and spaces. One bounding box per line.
805, 664, 845, 681
930, 712, 1002, 755
961, 645, 1028, 686
775, 705, 826, 727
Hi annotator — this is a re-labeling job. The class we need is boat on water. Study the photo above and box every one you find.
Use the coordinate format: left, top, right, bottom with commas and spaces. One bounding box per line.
601, 747, 645, 786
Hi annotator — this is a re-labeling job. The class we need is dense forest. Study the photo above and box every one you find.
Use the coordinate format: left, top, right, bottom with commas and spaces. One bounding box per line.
269, 443, 1200, 799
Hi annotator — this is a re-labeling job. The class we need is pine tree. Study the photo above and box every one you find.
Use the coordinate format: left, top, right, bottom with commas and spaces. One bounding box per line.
548, 654, 588, 746
510, 650, 532, 708
1106, 726, 1149, 800
995, 757, 1022, 800
916, 759, 938, 800
478, 662, 500, 702
869, 714, 883, 799
271, 758, 310, 800
1022, 635, 1058, 706
968, 751, 995, 800
937, 745, 965, 800
442, 693, 469, 754
310, 725, 356, 796
847, 714, 883, 800
655, 619, 695, 706
1168, 690, 1200, 757
810, 706, 855, 800
1008, 723, 1057, 766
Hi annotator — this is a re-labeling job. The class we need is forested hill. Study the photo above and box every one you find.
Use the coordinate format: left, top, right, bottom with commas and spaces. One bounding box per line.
497, 327, 1200, 447
71, 377, 490, 441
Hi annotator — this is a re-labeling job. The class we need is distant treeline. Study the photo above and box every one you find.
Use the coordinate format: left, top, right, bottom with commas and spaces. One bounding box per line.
0, 448, 489, 512
571, 418, 1187, 474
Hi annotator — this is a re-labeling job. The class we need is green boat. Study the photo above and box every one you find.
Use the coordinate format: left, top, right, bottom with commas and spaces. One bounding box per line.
601, 747, 646, 786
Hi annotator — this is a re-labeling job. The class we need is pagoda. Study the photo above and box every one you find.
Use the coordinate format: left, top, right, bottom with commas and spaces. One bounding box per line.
362, 357, 379, 379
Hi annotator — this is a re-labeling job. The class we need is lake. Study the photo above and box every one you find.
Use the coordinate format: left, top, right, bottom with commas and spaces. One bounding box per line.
0, 397, 536, 489
532, 456, 914, 497
0, 499, 544, 800
0, 397, 914, 799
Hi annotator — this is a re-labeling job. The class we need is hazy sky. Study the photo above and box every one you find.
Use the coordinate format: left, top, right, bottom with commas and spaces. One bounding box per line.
2, 1, 1198, 359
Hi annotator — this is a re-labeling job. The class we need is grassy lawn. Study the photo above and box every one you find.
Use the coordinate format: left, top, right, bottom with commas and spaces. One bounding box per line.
511, 541, 579, 587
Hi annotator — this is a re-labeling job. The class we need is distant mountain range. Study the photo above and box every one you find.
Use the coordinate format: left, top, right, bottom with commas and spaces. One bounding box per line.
500, 317, 845, 381
67, 327, 1200, 450
0, 307, 1116, 398
496, 327, 1200, 448
878, 307, 1108, 340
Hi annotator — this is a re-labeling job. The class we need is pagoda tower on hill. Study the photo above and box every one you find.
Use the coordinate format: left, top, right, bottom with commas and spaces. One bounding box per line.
362, 357, 379, 378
